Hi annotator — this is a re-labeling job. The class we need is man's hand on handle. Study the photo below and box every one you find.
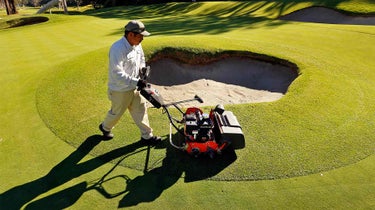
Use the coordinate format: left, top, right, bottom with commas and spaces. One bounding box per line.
137, 79, 147, 90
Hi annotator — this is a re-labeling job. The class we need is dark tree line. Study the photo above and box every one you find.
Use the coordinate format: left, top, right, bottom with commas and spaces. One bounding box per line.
1, 0, 221, 15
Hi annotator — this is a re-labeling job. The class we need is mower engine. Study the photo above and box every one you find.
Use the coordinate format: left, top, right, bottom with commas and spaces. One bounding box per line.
184, 107, 213, 142
183, 107, 227, 158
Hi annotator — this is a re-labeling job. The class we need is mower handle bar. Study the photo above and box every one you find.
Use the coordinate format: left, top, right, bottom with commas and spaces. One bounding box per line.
162, 95, 203, 108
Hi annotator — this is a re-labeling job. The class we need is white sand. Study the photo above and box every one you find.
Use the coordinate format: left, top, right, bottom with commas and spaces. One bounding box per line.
147, 57, 297, 107
151, 79, 284, 107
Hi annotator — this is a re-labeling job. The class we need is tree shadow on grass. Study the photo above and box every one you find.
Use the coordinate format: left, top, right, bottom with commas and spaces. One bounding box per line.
82, 2, 277, 36
0, 132, 236, 209
83, 0, 357, 36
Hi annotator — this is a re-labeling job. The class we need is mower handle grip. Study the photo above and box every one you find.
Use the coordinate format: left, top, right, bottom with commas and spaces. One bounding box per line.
194, 95, 204, 103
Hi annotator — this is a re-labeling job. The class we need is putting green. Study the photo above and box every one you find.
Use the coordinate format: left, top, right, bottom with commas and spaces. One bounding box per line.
37, 28, 375, 181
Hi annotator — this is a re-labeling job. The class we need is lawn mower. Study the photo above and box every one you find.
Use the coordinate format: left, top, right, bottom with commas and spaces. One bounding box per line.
139, 66, 245, 158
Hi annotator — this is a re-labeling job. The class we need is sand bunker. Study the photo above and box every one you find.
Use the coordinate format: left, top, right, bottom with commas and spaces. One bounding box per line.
280, 6, 375, 25
147, 57, 298, 107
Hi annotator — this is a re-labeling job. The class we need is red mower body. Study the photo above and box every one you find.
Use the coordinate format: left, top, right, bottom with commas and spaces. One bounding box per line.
182, 107, 228, 157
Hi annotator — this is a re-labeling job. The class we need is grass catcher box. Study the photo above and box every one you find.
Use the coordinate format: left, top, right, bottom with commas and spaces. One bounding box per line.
213, 111, 245, 149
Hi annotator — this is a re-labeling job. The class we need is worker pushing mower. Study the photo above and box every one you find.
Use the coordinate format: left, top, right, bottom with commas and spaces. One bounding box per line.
99, 20, 244, 158
139, 66, 245, 158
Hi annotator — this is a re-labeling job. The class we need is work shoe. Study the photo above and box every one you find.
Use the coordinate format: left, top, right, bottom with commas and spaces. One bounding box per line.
99, 123, 114, 140
141, 136, 161, 145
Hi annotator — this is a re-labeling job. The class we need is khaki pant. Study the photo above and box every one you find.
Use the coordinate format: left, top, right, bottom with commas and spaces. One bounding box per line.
102, 89, 153, 139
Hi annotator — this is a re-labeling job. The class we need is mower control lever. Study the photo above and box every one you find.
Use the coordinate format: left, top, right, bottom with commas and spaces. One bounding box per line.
194, 95, 204, 103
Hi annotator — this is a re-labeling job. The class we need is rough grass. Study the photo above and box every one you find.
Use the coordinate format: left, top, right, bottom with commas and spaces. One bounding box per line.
1, 1, 374, 209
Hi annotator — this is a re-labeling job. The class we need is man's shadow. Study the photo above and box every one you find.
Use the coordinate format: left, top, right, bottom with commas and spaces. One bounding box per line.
1, 133, 237, 209
0, 135, 148, 210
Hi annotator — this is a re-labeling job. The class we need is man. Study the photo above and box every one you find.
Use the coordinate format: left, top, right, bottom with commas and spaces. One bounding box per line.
99, 20, 161, 145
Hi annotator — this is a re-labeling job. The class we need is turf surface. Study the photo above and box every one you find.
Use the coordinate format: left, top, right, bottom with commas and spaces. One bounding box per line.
1, 1, 374, 209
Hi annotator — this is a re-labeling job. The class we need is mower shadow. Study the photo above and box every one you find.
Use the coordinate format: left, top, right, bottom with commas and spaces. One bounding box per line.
151, 133, 238, 182
118, 133, 237, 208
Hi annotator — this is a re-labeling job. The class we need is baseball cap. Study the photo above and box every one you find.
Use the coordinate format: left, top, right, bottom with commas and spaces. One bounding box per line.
125, 20, 151, 36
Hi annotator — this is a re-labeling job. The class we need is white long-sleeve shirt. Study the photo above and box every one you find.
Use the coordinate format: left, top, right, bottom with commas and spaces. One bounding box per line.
108, 36, 146, 91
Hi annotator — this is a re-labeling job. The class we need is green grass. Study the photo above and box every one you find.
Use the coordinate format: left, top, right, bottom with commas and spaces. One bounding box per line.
1, 1, 374, 209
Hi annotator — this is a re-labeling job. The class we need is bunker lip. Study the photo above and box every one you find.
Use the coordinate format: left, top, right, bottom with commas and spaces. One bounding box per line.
147, 50, 298, 106
279, 6, 375, 25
